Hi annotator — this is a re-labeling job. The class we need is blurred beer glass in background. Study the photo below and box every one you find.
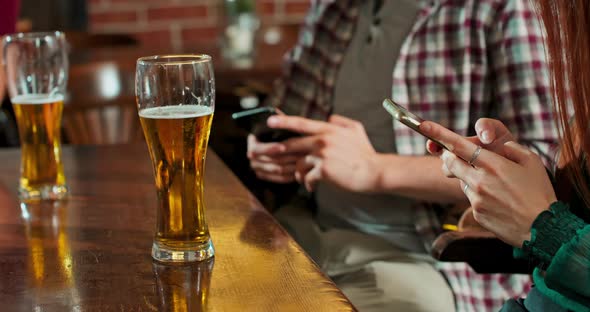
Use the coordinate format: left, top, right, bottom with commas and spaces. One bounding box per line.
136, 55, 215, 263
2, 32, 69, 201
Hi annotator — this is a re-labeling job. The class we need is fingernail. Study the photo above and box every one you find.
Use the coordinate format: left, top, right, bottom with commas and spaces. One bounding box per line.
430, 142, 441, 152
421, 122, 431, 132
267, 116, 279, 127
504, 141, 517, 147
481, 131, 491, 144
430, 142, 442, 153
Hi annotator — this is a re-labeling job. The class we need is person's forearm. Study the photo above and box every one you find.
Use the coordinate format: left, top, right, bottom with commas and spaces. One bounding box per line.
372, 153, 468, 203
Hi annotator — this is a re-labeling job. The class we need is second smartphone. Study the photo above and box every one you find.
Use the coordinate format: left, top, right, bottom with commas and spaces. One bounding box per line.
231, 107, 300, 142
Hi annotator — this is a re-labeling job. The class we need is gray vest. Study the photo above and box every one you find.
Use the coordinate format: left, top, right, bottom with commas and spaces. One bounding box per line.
315, 0, 424, 252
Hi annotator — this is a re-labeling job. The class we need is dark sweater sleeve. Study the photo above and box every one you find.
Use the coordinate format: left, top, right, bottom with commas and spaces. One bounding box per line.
517, 201, 590, 311
521, 202, 586, 267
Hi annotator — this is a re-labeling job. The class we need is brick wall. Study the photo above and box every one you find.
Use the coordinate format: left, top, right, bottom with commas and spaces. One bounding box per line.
88, 0, 310, 50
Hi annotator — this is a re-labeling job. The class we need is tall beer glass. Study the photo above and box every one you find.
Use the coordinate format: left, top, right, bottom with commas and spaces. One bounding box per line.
136, 55, 215, 262
2, 32, 68, 201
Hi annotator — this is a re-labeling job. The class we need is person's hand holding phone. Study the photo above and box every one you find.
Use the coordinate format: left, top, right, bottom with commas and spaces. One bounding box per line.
247, 134, 301, 183
427, 118, 516, 177
235, 107, 301, 183
420, 119, 556, 247
267, 114, 380, 193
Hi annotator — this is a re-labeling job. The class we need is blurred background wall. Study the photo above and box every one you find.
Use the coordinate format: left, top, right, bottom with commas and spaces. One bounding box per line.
87, 0, 310, 50
17, 0, 309, 50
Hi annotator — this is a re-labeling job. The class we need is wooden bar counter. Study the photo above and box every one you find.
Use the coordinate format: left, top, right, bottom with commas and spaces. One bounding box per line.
0, 144, 355, 311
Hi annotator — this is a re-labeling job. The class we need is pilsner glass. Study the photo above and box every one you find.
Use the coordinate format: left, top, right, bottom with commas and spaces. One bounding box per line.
2, 32, 68, 201
136, 55, 215, 262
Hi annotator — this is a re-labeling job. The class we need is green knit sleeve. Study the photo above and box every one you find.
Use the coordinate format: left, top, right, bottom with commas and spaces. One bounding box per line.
517, 201, 590, 311
520, 202, 586, 267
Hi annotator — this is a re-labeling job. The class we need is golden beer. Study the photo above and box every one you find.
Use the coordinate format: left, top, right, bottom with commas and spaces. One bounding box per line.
139, 105, 214, 261
12, 95, 67, 200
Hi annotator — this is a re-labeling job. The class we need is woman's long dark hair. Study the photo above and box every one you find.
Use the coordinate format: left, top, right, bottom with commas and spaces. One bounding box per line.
536, 1, 590, 206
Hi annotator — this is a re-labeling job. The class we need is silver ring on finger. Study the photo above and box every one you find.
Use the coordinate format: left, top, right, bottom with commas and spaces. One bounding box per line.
468, 146, 482, 166
463, 183, 469, 194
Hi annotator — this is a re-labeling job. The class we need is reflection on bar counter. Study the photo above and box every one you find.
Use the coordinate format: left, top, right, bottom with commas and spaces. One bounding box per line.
21, 200, 80, 309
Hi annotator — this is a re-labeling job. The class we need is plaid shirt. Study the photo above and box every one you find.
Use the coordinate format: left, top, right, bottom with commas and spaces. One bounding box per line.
267, 0, 559, 310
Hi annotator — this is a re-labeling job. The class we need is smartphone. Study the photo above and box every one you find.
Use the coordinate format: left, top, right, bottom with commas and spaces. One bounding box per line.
231, 107, 300, 142
382, 98, 449, 150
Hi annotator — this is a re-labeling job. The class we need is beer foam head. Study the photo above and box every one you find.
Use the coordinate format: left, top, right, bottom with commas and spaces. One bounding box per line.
11, 94, 65, 104
139, 105, 213, 119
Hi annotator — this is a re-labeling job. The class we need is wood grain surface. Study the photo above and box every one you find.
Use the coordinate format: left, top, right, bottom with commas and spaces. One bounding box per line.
0, 144, 355, 311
